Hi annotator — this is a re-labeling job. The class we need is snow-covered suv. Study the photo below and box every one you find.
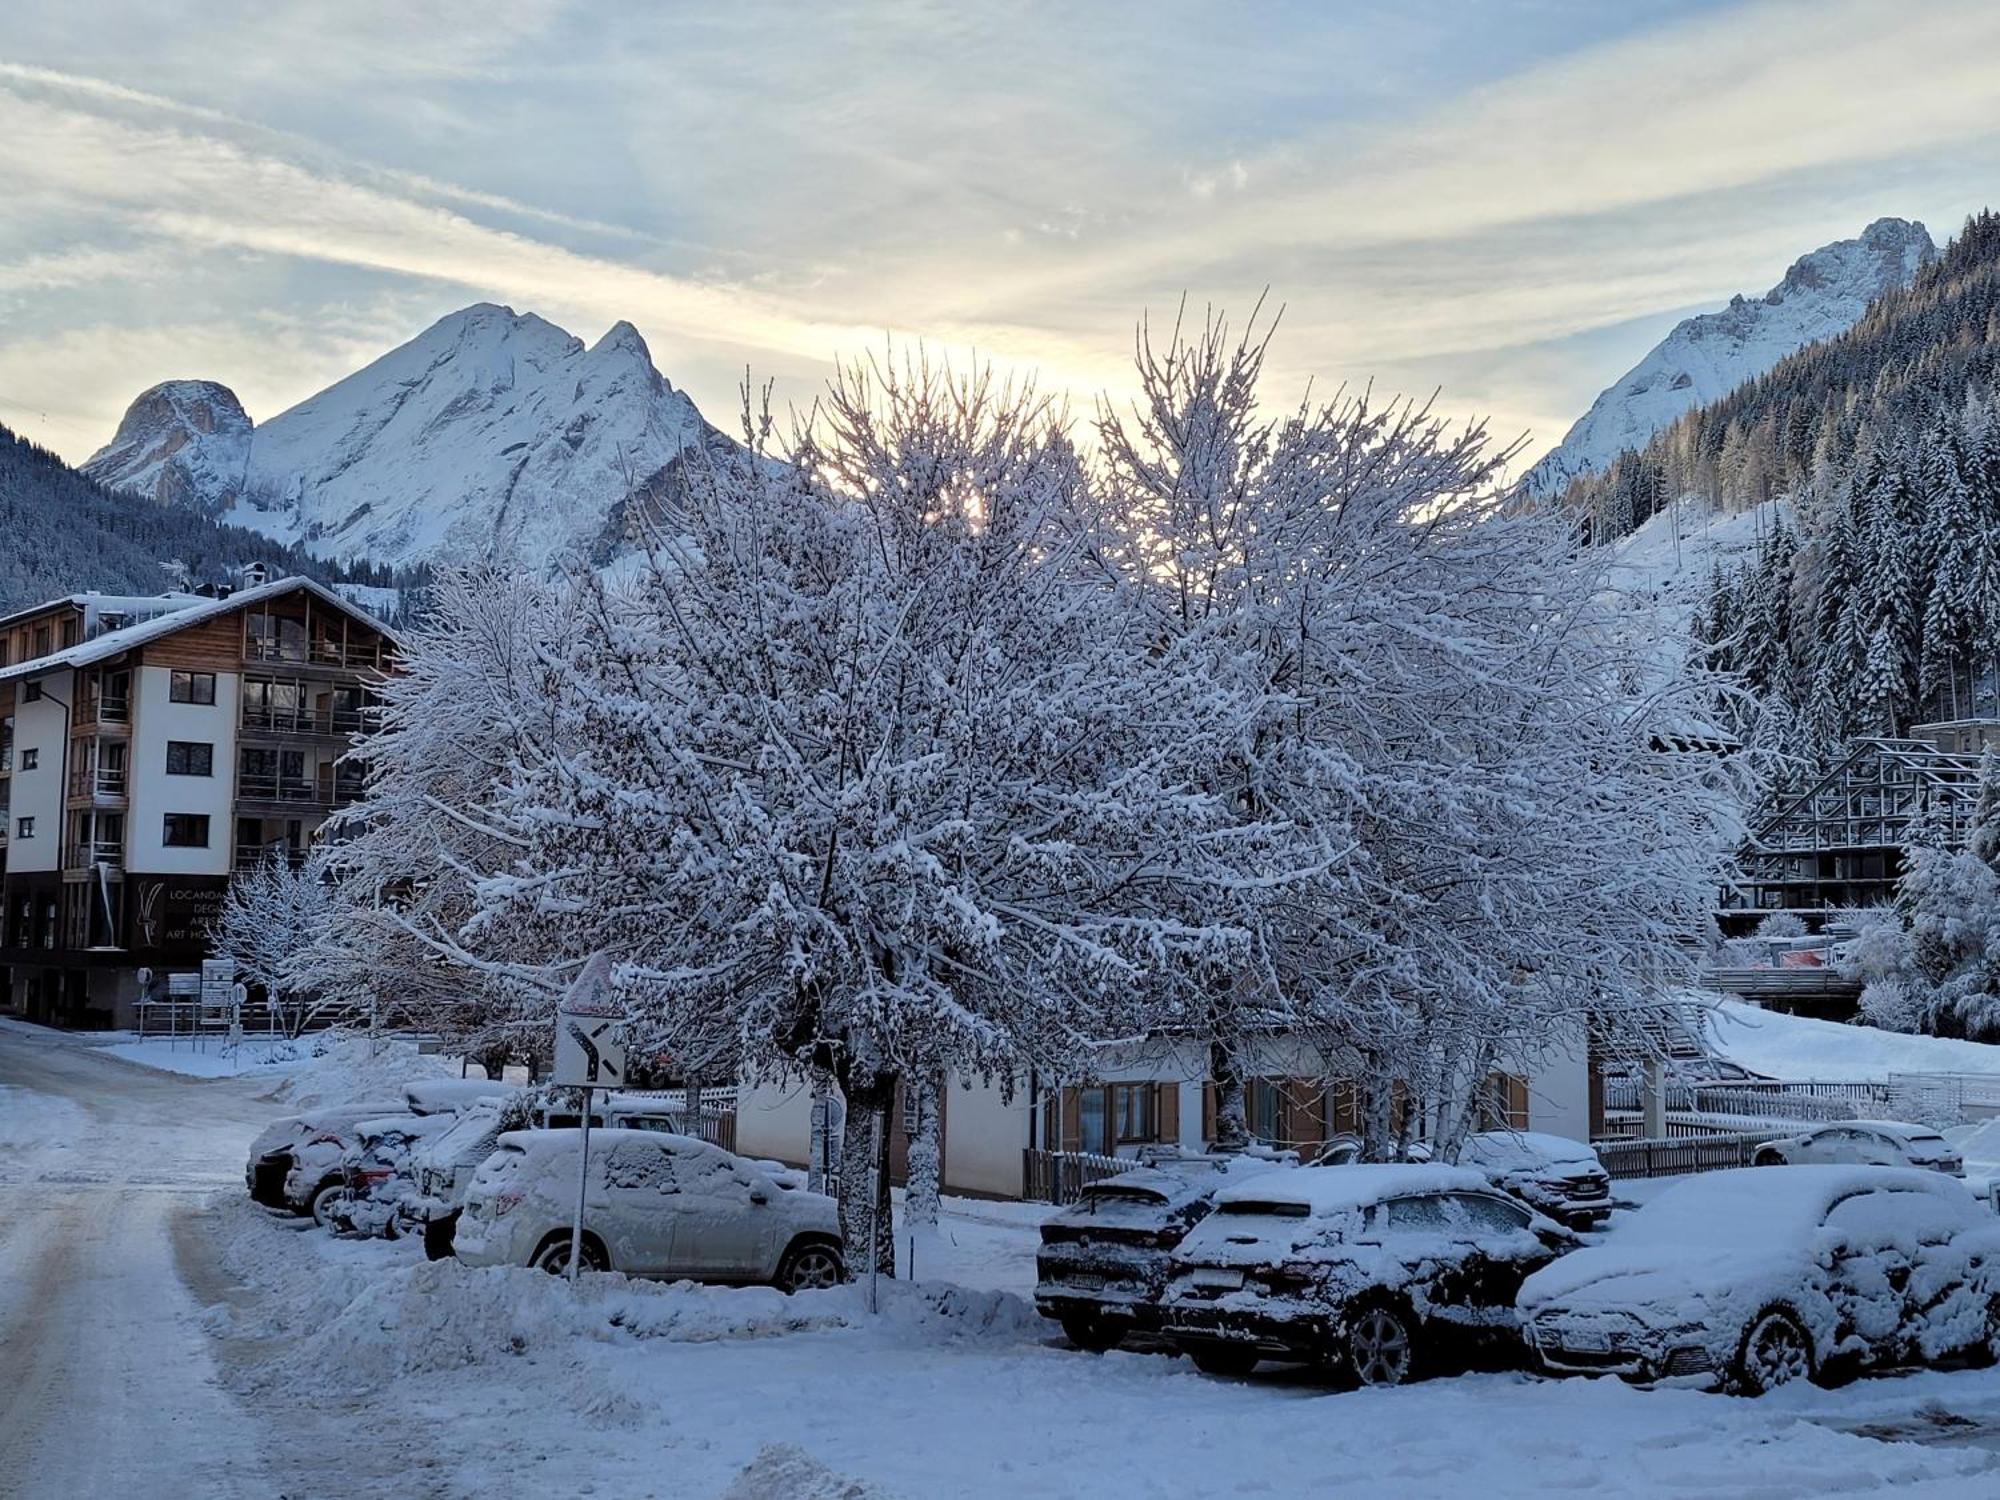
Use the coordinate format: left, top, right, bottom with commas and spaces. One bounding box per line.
1159, 1164, 1572, 1382
1036, 1153, 1291, 1351
326, 1114, 458, 1237
1455, 1132, 1613, 1229
453, 1128, 845, 1291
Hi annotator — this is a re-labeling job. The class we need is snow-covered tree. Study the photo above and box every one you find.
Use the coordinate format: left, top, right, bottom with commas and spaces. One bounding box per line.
1089, 306, 1752, 1158
208, 854, 348, 1038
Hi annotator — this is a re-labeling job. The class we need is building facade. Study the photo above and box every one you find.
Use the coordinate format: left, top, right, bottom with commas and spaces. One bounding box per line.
0, 578, 395, 1028
734, 1030, 1593, 1202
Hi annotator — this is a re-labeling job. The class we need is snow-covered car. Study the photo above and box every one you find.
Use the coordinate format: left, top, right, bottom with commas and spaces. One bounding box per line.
402, 1078, 518, 1115
1035, 1153, 1291, 1351
326, 1113, 459, 1237
1751, 1120, 1964, 1176
1158, 1164, 1573, 1383
1520, 1166, 2000, 1393
245, 1100, 404, 1208
1943, 1119, 2000, 1201
1455, 1132, 1613, 1229
402, 1093, 728, 1256
453, 1128, 845, 1291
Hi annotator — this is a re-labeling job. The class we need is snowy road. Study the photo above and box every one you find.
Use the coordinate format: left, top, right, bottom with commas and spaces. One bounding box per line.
0, 1020, 277, 1498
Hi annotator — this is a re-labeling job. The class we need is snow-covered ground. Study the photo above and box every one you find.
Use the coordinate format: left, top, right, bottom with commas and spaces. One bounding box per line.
7, 1016, 2000, 1498
1703, 997, 2000, 1081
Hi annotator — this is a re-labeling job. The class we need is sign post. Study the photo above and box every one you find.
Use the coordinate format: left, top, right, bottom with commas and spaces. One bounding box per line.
551, 954, 625, 1285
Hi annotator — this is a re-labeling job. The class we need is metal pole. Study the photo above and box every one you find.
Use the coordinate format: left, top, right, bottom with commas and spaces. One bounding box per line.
569, 1086, 593, 1285
868, 1107, 884, 1314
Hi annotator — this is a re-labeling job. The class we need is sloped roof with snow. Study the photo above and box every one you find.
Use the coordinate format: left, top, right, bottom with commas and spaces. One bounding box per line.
0, 575, 397, 684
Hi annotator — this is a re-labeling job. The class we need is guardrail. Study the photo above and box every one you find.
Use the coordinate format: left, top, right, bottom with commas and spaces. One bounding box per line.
1023, 1146, 1139, 1204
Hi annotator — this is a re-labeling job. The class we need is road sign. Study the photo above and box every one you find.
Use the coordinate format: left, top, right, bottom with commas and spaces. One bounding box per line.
554, 1011, 624, 1088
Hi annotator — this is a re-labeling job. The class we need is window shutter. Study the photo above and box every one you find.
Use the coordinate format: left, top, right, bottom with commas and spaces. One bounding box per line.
1156, 1082, 1179, 1144
1060, 1088, 1082, 1153
1506, 1074, 1530, 1130
1201, 1082, 1216, 1143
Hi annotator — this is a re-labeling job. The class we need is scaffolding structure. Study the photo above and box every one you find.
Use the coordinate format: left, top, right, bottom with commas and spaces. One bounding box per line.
1719, 737, 1985, 929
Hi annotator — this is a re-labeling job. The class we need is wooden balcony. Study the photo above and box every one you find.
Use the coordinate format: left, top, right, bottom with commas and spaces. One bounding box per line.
63, 839, 124, 873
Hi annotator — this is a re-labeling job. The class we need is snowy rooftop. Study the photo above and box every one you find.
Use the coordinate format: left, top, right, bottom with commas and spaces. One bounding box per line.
0, 575, 397, 684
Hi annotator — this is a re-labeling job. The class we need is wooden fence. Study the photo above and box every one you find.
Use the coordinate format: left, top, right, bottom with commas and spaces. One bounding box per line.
1591, 1129, 1783, 1180
1022, 1147, 1137, 1204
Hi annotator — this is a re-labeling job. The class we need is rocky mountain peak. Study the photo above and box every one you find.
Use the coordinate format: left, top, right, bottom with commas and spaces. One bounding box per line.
82, 379, 254, 512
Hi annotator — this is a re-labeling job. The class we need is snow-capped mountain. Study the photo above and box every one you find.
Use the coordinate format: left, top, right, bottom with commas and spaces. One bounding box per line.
1522, 218, 1936, 496
85, 304, 736, 568
83, 379, 255, 513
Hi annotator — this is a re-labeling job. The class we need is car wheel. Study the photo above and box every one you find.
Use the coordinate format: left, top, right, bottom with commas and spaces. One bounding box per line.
1187, 1345, 1259, 1377
1347, 1301, 1421, 1387
775, 1241, 845, 1293
532, 1233, 608, 1275
424, 1211, 460, 1263
1731, 1307, 1814, 1395
308, 1181, 344, 1230
1752, 1149, 1786, 1168
1060, 1314, 1125, 1353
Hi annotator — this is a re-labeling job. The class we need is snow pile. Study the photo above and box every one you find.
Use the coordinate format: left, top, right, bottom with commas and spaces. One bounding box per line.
1703, 997, 2000, 1081
261, 1033, 462, 1110
719, 1445, 890, 1500
1523, 218, 1935, 495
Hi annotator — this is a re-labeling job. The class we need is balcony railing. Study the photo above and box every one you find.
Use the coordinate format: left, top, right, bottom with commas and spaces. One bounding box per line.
309, 640, 385, 671
64, 839, 124, 872
235, 843, 307, 872
240, 702, 368, 736
66, 768, 128, 801
73, 695, 130, 729
238, 772, 323, 804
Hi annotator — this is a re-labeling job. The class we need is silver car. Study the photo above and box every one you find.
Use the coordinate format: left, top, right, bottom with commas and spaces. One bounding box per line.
1752, 1121, 1964, 1176
453, 1128, 845, 1291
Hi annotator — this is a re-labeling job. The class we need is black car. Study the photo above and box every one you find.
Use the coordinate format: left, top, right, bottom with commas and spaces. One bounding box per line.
1035, 1153, 1293, 1351
1159, 1164, 1574, 1383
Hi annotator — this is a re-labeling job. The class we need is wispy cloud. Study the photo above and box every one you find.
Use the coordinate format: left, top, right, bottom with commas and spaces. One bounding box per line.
1, 0, 1995, 470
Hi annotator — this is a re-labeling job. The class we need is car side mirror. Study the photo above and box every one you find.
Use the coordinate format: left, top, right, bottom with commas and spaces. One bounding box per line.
749, 1188, 770, 1205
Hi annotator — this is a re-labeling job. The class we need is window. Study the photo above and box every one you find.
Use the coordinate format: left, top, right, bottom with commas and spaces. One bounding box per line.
20, 748, 38, 771
162, 813, 211, 848
1384, 1194, 1454, 1233
32, 625, 50, 657
1449, 1193, 1532, 1234
165, 741, 213, 777
1111, 1083, 1156, 1144
22, 680, 42, 702
169, 671, 217, 705
15, 816, 33, 839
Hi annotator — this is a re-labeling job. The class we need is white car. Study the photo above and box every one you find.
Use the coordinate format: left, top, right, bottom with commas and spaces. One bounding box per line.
1521, 1166, 2000, 1393
1455, 1132, 1613, 1229
453, 1128, 845, 1291
1944, 1119, 2000, 1204
403, 1094, 707, 1256
1752, 1120, 1963, 1176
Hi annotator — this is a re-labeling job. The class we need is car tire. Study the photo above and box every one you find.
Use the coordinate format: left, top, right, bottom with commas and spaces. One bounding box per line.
1059, 1314, 1125, 1353
424, 1211, 460, 1263
1187, 1344, 1259, 1377
1730, 1306, 1815, 1395
1345, 1300, 1422, 1387
1752, 1149, 1786, 1168
307, 1180, 344, 1231
775, 1239, 845, 1294
531, 1232, 609, 1275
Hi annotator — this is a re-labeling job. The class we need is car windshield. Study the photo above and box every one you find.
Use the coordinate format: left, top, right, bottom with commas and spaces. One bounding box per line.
1082, 1185, 1169, 1208
1900, 1132, 1953, 1158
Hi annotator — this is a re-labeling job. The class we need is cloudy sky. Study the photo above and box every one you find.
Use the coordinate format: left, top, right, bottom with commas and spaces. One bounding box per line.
3, 0, 1998, 472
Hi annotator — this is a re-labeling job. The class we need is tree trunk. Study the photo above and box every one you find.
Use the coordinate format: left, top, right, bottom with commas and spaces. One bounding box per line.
1209, 1035, 1250, 1152
807, 1070, 840, 1195
1359, 1054, 1394, 1162
836, 1068, 897, 1278
903, 1070, 943, 1278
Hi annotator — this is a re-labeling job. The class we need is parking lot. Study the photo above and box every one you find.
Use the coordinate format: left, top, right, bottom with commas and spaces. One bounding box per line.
7, 1019, 2000, 1499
